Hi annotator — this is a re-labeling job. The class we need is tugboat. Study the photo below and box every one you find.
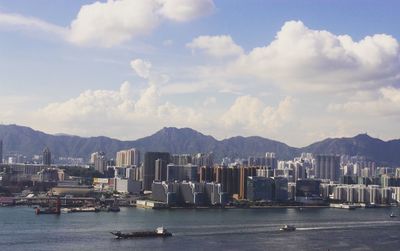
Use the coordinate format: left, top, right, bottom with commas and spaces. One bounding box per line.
280, 225, 296, 231
111, 226, 172, 239
35, 197, 61, 215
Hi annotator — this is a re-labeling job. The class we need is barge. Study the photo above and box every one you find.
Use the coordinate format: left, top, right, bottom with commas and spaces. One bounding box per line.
111, 227, 172, 239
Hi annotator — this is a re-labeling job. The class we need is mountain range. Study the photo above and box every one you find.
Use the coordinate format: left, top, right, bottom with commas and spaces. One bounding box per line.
0, 124, 400, 166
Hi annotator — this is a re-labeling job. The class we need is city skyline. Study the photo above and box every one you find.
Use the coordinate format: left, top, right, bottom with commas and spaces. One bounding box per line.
1, 0, 400, 147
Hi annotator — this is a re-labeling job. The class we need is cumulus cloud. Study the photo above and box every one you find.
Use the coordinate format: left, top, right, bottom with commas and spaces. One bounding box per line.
221, 96, 295, 134
130, 59, 152, 79
187, 35, 243, 58
203, 96, 217, 106
68, 0, 160, 47
0, 0, 215, 47
33, 77, 294, 140
34, 80, 211, 139
227, 20, 400, 91
328, 87, 400, 117
67, 0, 215, 47
158, 0, 215, 22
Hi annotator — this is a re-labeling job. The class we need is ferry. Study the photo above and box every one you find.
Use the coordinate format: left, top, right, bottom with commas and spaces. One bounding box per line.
111, 226, 172, 239
280, 225, 296, 232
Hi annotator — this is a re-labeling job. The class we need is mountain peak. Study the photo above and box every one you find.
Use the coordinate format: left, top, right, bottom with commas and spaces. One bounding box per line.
155, 127, 209, 138
1, 124, 400, 165
353, 133, 379, 142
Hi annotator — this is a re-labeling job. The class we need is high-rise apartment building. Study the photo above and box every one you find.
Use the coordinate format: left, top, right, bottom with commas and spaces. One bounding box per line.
246, 176, 274, 201
239, 166, 257, 199
265, 152, 277, 169
199, 166, 214, 182
155, 158, 169, 181
0, 139, 3, 164
116, 148, 140, 167
91, 151, 107, 173
192, 152, 214, 167
143, 152, 170, 191
171, 154, 192, 165
42, 147, 51, 166
294, 162, 306, 181
314, 154, 340, 181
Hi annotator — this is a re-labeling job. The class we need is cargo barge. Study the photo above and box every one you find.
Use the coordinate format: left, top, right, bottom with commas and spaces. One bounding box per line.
111, 227, 172, 239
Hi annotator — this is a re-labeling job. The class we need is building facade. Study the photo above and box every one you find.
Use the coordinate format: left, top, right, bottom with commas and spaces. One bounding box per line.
315, 154, 340, 181
143, 152, 170, 191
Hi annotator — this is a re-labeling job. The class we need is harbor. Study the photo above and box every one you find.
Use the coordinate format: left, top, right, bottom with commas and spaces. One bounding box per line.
1, 206, 400, 251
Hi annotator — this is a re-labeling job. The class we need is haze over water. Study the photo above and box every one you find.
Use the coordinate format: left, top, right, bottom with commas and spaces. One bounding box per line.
1, 207, 399, 251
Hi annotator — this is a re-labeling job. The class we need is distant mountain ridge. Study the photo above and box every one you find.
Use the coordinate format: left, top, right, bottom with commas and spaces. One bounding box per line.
0, 124, 399, 166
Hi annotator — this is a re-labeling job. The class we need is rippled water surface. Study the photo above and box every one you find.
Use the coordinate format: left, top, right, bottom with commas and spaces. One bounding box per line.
1, 206, 399, 250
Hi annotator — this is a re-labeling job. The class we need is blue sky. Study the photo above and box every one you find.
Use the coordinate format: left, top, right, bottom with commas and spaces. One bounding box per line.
1, 0, 400, 146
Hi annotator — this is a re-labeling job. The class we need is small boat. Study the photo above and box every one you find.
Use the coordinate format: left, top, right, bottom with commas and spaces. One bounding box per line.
390, 212, 397, 218
61, 208, 72, 213
35, 197, 61, 215
108, 205, 120, 212
35, 207, 61, 215
108, 198, 120, 212
111, 226, 172, 239
70, 207, 100, 213
280, 225, 296, 231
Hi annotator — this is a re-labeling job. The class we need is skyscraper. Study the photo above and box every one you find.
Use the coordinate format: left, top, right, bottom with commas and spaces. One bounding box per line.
155, 158, 169, 181
315, 154, 340, 181
143, 152, 170, 191
192, 152, 214, 167
91, 151, 107, 173
116, 148, 140, 167
265, 152, 277, 169
273, 177, 288, 201
0, 139, 2, 164
294, 162, 306, 181
42, 147, 51, 166
239, 166, 257, 199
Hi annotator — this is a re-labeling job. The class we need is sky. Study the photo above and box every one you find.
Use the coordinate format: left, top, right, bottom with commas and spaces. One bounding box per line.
0, 0, 399, 147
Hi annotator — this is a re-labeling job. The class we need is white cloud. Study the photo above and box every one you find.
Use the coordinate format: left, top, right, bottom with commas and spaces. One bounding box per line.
221, 96, 295, 134
0, 0, 215, 47
68, 0, 160, 47
158, 0, 215, 22
187, 35, 243, 58
0, 12, 67, 38
203, 96, 216, 106
328, 86, 400, 117
34, 81, 208, 139
130, 59, 152, 79
68, 0, 215, 47
227, 20, 400, 92
31, 74, 294, 141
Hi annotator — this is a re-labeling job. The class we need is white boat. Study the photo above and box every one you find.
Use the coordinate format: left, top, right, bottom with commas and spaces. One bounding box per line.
390, 212, 397, 218
280, 225, 296, 231
61, 208, 72, 213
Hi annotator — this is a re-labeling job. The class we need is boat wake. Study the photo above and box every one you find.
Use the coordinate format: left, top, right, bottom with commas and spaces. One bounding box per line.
174, 220, 400, 236
296, 220, 400, 231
